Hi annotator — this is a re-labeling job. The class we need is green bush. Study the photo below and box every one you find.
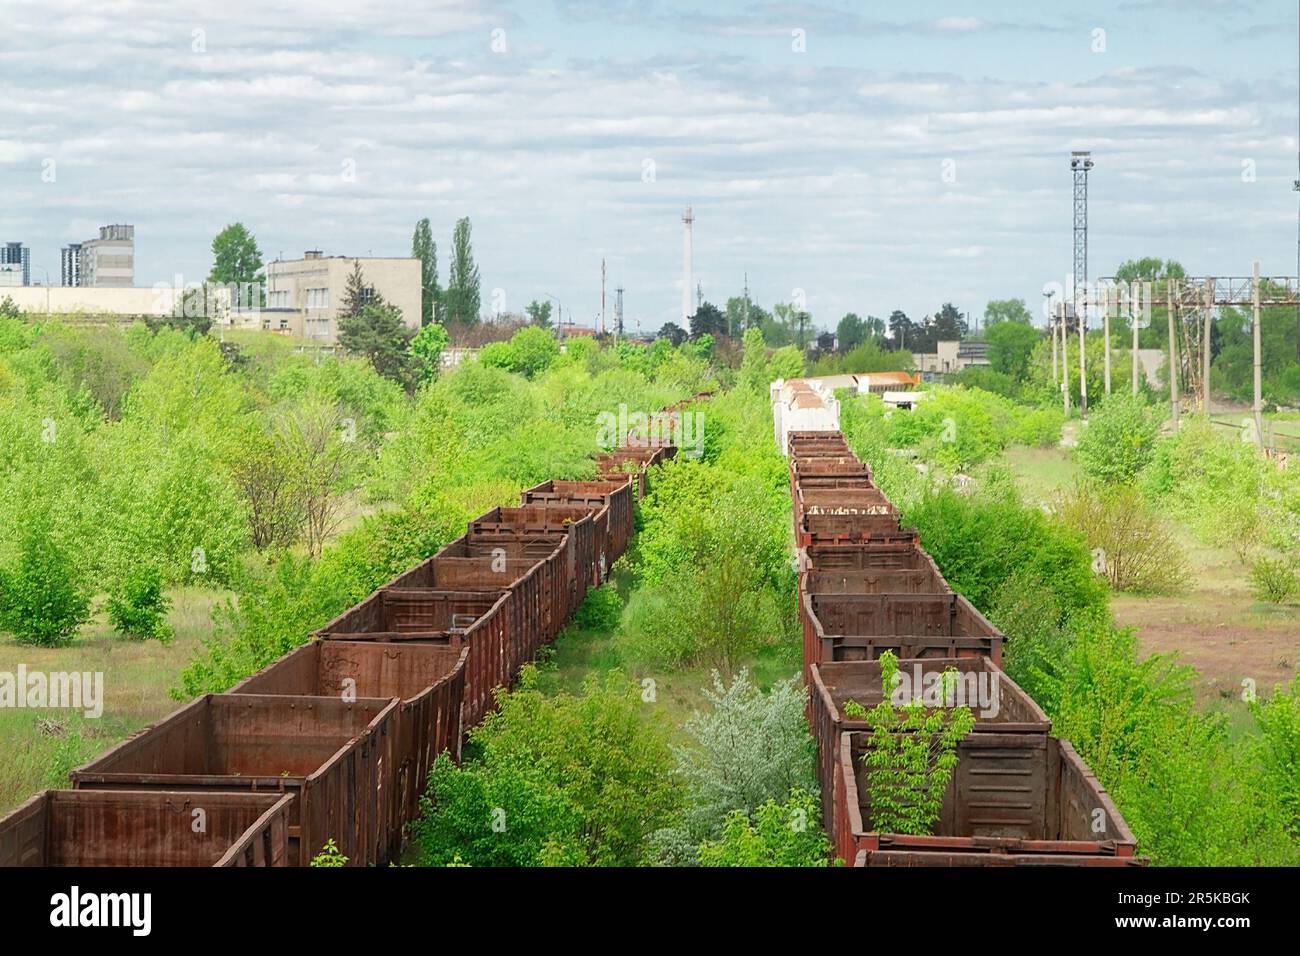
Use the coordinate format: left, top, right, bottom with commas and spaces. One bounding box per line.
903, 488, 1108, 623
695, 790, 831, 867
1248, 556, 1299, 604
572, 584, 622, 631
1054, 482, 1190, 595
413, 667, 679, 867
106, 563, 174, 642
1075, 393, 1163, 484
1249, 676, 1300, 839
0, 517, 91, 647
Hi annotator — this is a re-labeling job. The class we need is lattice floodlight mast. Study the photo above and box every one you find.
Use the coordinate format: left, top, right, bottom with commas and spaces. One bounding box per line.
1071, 151, 1093, 330
1071, 151, 1094, 418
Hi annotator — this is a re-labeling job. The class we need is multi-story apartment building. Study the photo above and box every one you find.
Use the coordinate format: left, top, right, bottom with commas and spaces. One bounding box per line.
254, 251, 421, 342
0, 242, 31, 286
62, 224, 134, 287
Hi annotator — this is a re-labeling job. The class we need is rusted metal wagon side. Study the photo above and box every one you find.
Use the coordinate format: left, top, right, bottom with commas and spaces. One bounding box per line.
791, 456, 871, 480
470, 505, 600, 598
315, 589, 513, 728
800, 591, 1004, 687
522, 478, 634, 566
833, 730, 1143, 866
797, 537, 924, 573
810, 659, 1050, 843
69, 694, 399, 868
0, 790, 294, 867
441, 532, 573, 638
803, 566, 950, 596
312, 587, 504, 642
230, 641, 469, 830
798, 505, 902, 546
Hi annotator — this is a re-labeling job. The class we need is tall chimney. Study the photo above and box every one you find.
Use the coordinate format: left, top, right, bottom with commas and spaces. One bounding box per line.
682, 206, 694, 326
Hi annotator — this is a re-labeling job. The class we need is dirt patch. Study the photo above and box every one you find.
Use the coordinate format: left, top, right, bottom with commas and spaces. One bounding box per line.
1113, 592, 1298, 706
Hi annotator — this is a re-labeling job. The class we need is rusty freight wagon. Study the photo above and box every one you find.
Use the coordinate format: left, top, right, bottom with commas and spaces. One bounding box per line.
387, 553, 551, 667
522, 478, 634, 565
809, 659, 1050, 840
470, 504, 602, 594
230, 642, 469, 831
0, 790, 294, 867
832, 730, 1143, 866
69, 694, 398, 867
796, 497, 902, 546
800, 591, 1004, 686
313, 589, 513, 728
436, 531, 575, 636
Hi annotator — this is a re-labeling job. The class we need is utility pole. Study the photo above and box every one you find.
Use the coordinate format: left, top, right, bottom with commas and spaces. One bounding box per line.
1167, 283, 1180, 432
1103, 284, 1112, 395
1078, 304, 1088, 420
743, 271, 750, 337
1202, 279, 1214, 415
1252, 262, 1263, 450
1061, 300, 1071, 417
1131, 281, 1140, 396
601, 258, 606, 335
1045, 291, 1057, 385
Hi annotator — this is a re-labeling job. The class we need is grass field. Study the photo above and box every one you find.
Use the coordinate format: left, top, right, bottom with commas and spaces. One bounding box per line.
1004, 441, 1298, 722
0, 587, 224, 814
532, 562, 802, 745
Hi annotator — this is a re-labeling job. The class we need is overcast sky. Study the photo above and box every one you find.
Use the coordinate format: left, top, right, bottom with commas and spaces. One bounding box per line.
1, 0, 1297, 331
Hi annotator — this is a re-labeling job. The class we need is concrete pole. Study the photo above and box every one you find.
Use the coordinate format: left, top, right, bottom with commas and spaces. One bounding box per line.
1132, 282, 1140, 396
1078, 306, 1088, 420
1061, 301, 1071, 418
1203, 279, 1214, 415
1253, 262, 1264, 450
1103, 286, 1112, 395
1051, 301, 1058, 384
1167, 283, 1180, 432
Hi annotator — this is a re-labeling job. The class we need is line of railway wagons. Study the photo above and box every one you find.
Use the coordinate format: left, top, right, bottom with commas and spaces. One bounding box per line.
0, 396, 704, 868
786, 424, 1146, 866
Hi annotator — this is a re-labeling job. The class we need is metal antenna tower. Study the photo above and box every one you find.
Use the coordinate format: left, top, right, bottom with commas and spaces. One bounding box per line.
615, 286, 624, 339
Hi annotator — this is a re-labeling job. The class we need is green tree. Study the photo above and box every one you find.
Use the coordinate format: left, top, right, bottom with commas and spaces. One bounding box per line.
836, 312, 866, 352
525, 300, 553, 328
656, 322, 687, 346
411, 218, 439, 326
339, 260, 383, 320
985, 319, 1041, 381
444, 217, 481, 325
208, 223, 264, 291
408, 321, 450, 383
859, 651, 975, 835
0, 515, 91, 647
689, 301, 728, 340
738, 327, 769, 391
338, 302, 415, 388
982, 298, 1033, 326
507, 325, 559, 378
673, 671, 816, 839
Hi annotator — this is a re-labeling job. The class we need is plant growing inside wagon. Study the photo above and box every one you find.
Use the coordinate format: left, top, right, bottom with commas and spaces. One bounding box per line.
309, 839, 348, 867
858, 651, 975, 836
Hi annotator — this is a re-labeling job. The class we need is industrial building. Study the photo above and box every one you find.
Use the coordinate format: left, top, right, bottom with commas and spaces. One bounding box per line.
0, 242, 31, 287
238, 251, 421, 342
62, 225, 135, 287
